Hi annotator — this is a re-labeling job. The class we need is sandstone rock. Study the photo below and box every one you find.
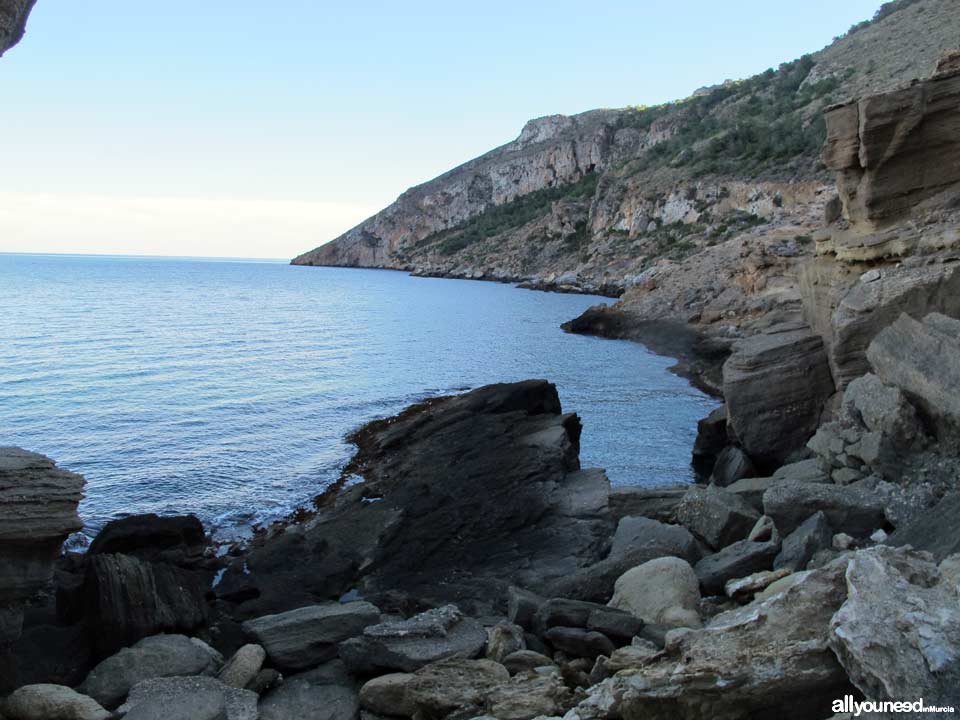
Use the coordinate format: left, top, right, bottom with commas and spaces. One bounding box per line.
868, 312, 960, 446
487, 667, 574, 720
245, 381, 613, 613
404, 658, 510, 719
607, 485, 686, 524
82, 553, 208, 656
358, 673, 416, 717
0, 448, 84, 642
763, 482, 885, 537
708, 446, 756, 487
217, 644, 265, 690
822, 69, 960, 229
2, 685, 110, 720
587, 556, 853, 719
889, 492, 960, 562
88, 514, 207, 567
775, 511, 833, 571
259, 663, 359, 720
340, 604, 486, 674
830, 546, 960, 708
674, 484, 760, 550
501, 649, 556, 675
485, 621, 525, 663
724, 568, 792, 603
242, 601, 379, 671
722, 322, 834, 469
694, 539, 781, 596
608, 557, 701, 629
544, 627, 615, 659
80, 634, 220, 709
117, 676, 258, 720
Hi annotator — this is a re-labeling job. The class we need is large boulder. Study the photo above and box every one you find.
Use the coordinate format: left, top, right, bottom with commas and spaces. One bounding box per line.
82, 553, 209, 656
116, 676, 258, 720
259, 662, 359, 720
722, 322, 834, 469
486, 667, 575, 720
775, 511, 833, 571
339, 604, 486, 674
404, 658, 510, 719
675, 485, 760, 550
763, 482, 885, 537
0, 448, 84, 642
694, 539, 780, 596
241, 601, 379, 671
868, 313, 960, 447
607, 485, 687, 524
609, 557, 701, 629
573, 555, 855, 719
88, 514, 207, 567
244, 381, 614, 613
2, 684, 110, 720
80, 634, 221, 709
829, 547, 960, 709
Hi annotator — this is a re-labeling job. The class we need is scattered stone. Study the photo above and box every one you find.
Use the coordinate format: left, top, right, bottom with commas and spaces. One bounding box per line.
117, 676, 258, 720
830, 547, 960, 707
608, 557, 701, 629
763, 482, 885, 537
340, 604, 486, 674
80, 634, 220, 709
833, 533, 856, 551
675, 485, 760, 550
775, 511, 833, 571
242, 601, 380, 671
694, 540, 780, 596
258, 662, 358, 720
724, 568, 792, 603
2, 685, 110, 720
217, 644, 265, 690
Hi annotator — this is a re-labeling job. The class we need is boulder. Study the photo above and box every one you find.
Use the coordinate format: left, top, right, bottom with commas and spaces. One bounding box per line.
708, 446, 756, 487
747, 515, 779, 543
608, 557, 701, 629
829, 547, 960, 708
2, 685, 110, 720
585, 607, 643, 643
244, 381, 614, 612
339, 604, 486, 674
116, 676, 258, 720
675, 485, 760, 550
772, 458, 831, 484
692, 406, 728, 479
544, 514, 701, 603
82, 553, 209, 656
506, 586, 543, 630
0, 448, 84, 642
694, 540, 780, 596
725, 476, 774, 511
404, 659, 510, 719
487, 667, 574, 720
217, 644, 265, 690
576, 555, 854, 719
724, 568, 792, 603
888, 492, 960, 562
80, 634, 220, 709
242, 601, 379, 671
543, 627, 615, 659
501, 650, 556, 675
259, 662, 359, 720
775, 511, 833, 571
358, 673, 417, 717
88, 514, 207, 567
868, 313, 960, 447
722, 322, 834, 469
607, 485, 687, 523
485, 621, 525, 663
763, 482, 885, 537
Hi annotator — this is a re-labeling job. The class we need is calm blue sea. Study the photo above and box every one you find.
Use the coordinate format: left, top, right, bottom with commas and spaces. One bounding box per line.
0, 253, 717, 542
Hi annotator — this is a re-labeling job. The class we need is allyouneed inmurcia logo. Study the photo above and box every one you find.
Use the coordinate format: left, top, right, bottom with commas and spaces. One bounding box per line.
834, 696, 956, 716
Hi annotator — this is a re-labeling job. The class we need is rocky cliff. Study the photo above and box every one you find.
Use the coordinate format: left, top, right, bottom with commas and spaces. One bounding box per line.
293, 0, 960, 296
0, 0, 35, 56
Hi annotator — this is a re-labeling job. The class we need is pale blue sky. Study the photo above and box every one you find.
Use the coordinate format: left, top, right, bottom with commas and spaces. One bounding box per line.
1, 1, 884, 258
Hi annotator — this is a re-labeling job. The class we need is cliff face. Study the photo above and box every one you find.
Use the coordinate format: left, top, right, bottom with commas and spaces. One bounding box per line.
293, 0, 960, 294
0, 0, 36, 56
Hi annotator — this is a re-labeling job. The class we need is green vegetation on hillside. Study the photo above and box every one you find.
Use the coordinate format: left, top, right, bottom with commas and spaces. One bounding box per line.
846, 0, 925, 36
420, 173, 599, 256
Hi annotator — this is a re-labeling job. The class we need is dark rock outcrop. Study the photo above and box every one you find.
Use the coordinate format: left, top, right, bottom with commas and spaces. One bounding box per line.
674, 484, 760, 550
88, 514, 207, 568
244, 380, 614, 614
0, 448, 84, 642
722, 322, 835, 470
0, 0, 36, 56
889, 492, 960, 561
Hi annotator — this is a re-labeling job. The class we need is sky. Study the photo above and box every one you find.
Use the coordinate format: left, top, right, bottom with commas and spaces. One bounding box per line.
0, 1, 886, 259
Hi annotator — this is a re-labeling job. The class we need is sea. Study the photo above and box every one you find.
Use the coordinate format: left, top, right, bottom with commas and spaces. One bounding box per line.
0, 253, 718, 543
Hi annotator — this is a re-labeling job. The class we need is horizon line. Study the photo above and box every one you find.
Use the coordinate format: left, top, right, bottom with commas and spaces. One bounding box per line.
0, 250, 290, 263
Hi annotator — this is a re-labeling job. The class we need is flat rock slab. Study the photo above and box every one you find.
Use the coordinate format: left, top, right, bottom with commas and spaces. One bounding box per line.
694, 539, 780, 596
242, 601, 380, 671
117, 676, 257, 720
763, 482, 885, 537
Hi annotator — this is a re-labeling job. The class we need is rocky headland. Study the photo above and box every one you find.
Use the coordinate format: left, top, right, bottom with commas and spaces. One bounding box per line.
4, 2, 960, 719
